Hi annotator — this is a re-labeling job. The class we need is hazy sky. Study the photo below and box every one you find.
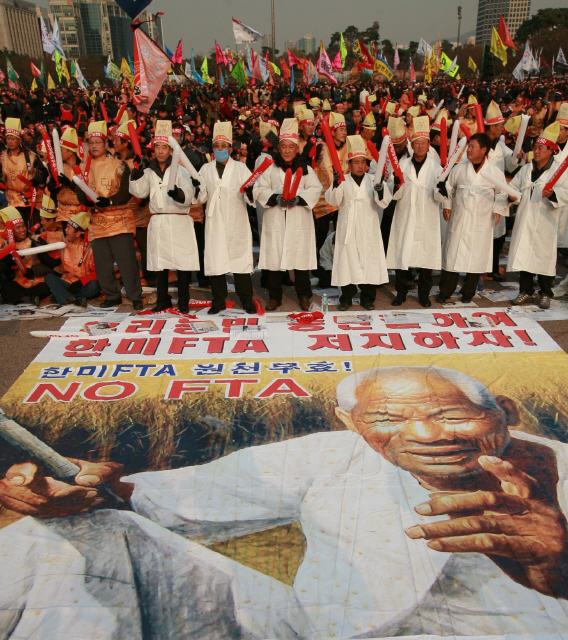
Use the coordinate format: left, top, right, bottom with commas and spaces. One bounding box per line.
149, 0, 567, 55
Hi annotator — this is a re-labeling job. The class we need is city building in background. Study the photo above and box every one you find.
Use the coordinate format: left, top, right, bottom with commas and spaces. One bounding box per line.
48, 0, 163, 61
475, 0, 531, 45
284, 39, 298, 52
0, 0, 48, 58
297, 33, 316, 54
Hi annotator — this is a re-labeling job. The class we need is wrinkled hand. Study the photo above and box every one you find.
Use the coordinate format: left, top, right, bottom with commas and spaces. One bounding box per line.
95, 196, 111, 209
58, 173, 73, 188
443, 208, 451, 221
543, 188, 554, 199
0, 459, 134, 518
406, 455, 568, 597
437, 181, 448, 198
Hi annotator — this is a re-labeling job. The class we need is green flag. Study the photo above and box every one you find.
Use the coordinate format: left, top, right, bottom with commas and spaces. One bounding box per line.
201, 56, 210, 83
70, 59, 76, 75
440, 52, 452, 71
340, 33, 347, 67
55, 50, 62, 82
6, 55, 19, 89
39, 59, 46, 87
231, 58, 247, 88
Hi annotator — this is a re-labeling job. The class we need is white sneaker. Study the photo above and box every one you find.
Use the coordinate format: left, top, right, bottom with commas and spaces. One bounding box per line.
539, 295, 551, 309
512, 293, 533, 305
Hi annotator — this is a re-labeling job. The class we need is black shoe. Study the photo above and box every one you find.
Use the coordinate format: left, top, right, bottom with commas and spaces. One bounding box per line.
132, 300, 143, 310
100, 298, 122, 308
391, 294, 406, 306
62, 296, 77, 305
178, 304, 189, 314
49, 294, 58, 304
265, 300, 281, 311
419, 298, 432, 308
461, 296, 472, 304
76, 297, 88, 308
243, 303, 257, 314
361, 302, 375, 310
298, 296, 311, 311
489, 272, 505, 282
435, 293, 448, 304
33, 296, 42, 307
338, 301, 351, 311
208, 303, 226, 315
153, 301, 172, 312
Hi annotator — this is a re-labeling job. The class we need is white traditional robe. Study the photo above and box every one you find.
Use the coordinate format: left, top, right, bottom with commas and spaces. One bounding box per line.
129, 163, 199, 272
196, 158, 253, 276
324, 173, 388, 287
384, 155, 443, 270
254, 162, 322, 271
488, 138, 516, 239
507, 160, 568, 276
441, 160, 508, 273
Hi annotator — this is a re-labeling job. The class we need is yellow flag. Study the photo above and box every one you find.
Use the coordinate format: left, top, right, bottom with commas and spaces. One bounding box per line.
490, 26, 508, 66
121, 58, 134, 86
47, 73, 55, 89
61, 58, 70, 83
31, 77, 37, 90
468, 56, 477, 73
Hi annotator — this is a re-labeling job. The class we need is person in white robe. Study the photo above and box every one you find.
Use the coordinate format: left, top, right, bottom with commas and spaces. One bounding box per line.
254, 118, 322, 311
436, 132, 509, 303
129, 121, 198, 313
195, 122, 255, 315
484, 100, 520, 282
324, 134, 388, 310
383, 116, 442, 308
2, 366, 568, 640
507, 122, 568, 309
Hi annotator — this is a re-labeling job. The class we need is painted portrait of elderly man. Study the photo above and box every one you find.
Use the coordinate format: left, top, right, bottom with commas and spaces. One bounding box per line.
1, 365, 568, 640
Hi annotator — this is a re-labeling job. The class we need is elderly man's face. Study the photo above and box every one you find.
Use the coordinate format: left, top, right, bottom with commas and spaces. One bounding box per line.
336, 371, 517, 478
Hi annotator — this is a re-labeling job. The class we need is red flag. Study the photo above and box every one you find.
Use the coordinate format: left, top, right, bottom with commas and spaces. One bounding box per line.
133, 27, 171, 114
356, 39, 375, 70
215, 41, 228, 66
280, 57, 290, 80
409, 61, 416, 83
540, 53, 550, 69
172, 39, 183, 64
252, 55, 264, 82
288, 48, 301, 67
332, 51, 342, 71
498, 15, 518, 50
30, 62, 42, 77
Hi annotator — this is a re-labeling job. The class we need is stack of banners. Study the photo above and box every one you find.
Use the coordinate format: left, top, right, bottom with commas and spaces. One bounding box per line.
2, 307, 568, 639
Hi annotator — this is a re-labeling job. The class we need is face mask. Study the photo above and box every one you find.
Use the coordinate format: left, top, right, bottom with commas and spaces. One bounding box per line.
214, 148, 229, 163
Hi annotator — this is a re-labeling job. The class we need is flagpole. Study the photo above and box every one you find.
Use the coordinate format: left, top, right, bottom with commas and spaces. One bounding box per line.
271, 0, 275, 62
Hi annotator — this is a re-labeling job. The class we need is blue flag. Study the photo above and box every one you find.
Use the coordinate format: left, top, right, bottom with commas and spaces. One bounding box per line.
165, 45, 174, 59
127, 52, 134, 75
290, 66, 294, 92
113, 0, 153, 19
220, 71, 225, 87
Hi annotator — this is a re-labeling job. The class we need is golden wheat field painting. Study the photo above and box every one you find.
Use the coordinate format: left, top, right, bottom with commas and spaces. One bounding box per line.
2, 309, 568, 640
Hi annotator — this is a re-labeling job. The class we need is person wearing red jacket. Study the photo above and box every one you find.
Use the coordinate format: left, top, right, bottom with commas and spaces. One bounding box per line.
44, 211, 100, 307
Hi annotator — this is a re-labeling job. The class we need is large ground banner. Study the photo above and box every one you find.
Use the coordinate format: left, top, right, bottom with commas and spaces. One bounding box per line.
1, 308, 568, 640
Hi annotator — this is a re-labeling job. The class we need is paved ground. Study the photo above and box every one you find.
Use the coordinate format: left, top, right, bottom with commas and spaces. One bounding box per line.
1, 264, 568, 399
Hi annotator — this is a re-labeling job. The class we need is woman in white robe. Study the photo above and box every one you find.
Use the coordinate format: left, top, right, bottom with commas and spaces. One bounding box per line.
129, 122, 198, 313
325, 135, 388, 311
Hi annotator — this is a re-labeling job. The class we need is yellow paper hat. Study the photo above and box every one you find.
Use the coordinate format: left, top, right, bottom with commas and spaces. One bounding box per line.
431, 108, 449, 131
362, 112, 376, 130
39, 194, 57, 218
5, 118, 21, 138
412, 116, 430, 140
417, 93, 427, 105
212, 121, 232, 145
407, 105, 421, 118
115, 121, 133, 141
557, 103, 568, 127
346, 135, 367, 160
119, 109, 130, 125
329, 112, 346, 130
0, 206, 24, 224
368, 95, 377, 104
536, 121, 560, 151
68, 211, 91, 231
467, 94, 478, 106
299, 109, 314, 124
485, 100, 505, 125
387, 117, 407, 144
309, 97, 321, 108
259, 121, 278, 140
154, 120, 172, 144
293, 103, 306, 117
504, 116, 522, 136
385, 101, 397, 116
322, 99, 331, 112
60, 127, 79, 152
88, 121, 107, 139
279, 117, 298, 143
